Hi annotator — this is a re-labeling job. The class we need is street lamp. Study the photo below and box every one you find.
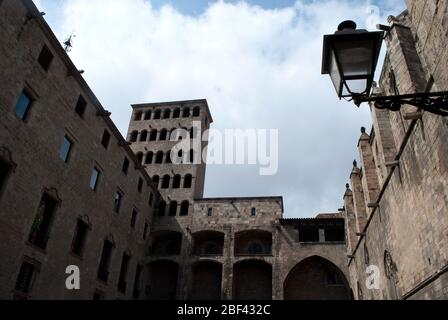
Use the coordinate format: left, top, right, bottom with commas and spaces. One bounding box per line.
321, 20, 448, 116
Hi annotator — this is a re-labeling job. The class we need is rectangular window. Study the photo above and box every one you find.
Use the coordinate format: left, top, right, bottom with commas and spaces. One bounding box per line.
122, 157, 129, 175
60, 135, 73, 163
37, 45, 53, 71
118, 253, 130, 293
207, 208, 213, 217
15, 90, 33, 120
15, 261, 37, 296
133, 264, 142, 299
130, 209, 137, 229
101, 129, 111, 149
89, 167, 100, 190
71, 220, 89, 257
97, 240, 113, 282
143, 223, 148, 240
75, 95, 87, 117
114, 191, 123, 213
298, 228, 319, 242
0, 158, 12, 193
28, 194, 57, 250
137, 178, 143, 192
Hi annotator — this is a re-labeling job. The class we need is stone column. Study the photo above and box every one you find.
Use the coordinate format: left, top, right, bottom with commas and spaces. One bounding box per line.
221, 225, 233, 300
350, 160, 368, 233
343, 183, 359, 254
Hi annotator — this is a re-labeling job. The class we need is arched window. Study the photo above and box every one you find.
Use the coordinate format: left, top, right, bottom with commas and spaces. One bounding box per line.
159, 129, 168, 141
173, 108, 180, 118
136, 152, 143, 163
193, 107, 200, 117
155, 151, 164, 164
149, 129, 158, 141
140, 130, 148, 142
180, 201, 189, 216
152, 175, 159, 187
145, 152, 153, 165
134, 111, 142, 121
129, 131, 138, 142
154, 109, 161, 119
172, 175, 181, 189
169, 201, 178, 216
166, 152, 172, 164
251, 207, 256, 216
161, 175, 170, 189
144, 110, 151, 120
183, 174, 192, 188
163, 109, 171, 119
183, 107, 190, 118
157, 201, 166, 216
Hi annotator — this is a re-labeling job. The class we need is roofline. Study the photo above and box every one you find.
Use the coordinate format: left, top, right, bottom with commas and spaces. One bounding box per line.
131, 99, 214, 124
21, 0, 160, 195
195, 196, 284, 213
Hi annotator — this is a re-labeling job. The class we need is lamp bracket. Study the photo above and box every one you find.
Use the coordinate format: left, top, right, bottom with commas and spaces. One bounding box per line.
352, 91, 448, 116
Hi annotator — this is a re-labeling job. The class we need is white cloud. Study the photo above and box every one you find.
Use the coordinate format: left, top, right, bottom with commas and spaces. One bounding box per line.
35, 0, 405, 217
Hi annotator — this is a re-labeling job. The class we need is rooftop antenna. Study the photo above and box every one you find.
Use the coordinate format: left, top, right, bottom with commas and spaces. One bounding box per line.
63, 31, 76, 52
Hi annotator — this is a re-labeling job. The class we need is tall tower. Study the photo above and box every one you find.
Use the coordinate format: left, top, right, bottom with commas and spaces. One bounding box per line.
126, 99, 213, 217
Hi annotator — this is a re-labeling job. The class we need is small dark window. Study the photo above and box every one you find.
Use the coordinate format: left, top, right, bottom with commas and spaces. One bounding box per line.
324, 228, 345, 242
180, 201, 189, 216
28, 193, 57, 250
0, 159, 12, 193
251, 207, 256, 216
89, 167, 100, 190
161, 175, 170, 189
145, 152, 153, 165
183, 107, 190, 118
173, 108, 180, 118
136, 152, 143, 164
159, 129, 167, 141
71, 220, 89, 257
129, 131, 138, 142
37, 45, 53, 71
15, 90, 33, 120
154, 110, 161, 119
15, 261, 37, 295
189, 149, 194, 163
140, 130, 148, 142
133, 265, 143, 299
169, 201, 178, 216
60, 136, 73, 163
134, 111, 142, 121
113, 191, 123, 213
193, 107, 200, 117
137, 178, 143, 192
131, 209, 138, 229
163, 109, 171, 119
299, 228, 319, 242
122, 157, 130, 174
207, 208, 213, 217
155, 152, 164, 164
183, 174, 192, 188
152, 175, 159, 187
144, 110, 151, 120
118, 253, 130, 293
143, 223, 149, 240
149, 193, 154, 206
172, 175, 181, 189
75, 95, 87, 117
101, 130, 111, 149
149, 130, 158, 141
166, 152, 172, 164
97, 240, 113, 282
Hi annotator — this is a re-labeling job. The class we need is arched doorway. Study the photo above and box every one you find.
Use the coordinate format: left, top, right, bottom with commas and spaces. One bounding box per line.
147, 260, 179, 300
233, 260, 272, 300
190, 261, 223, 300
284, 256, 351, 300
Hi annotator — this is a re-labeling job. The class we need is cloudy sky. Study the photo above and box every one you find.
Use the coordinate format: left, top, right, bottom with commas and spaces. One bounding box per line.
33, 0, 405, 218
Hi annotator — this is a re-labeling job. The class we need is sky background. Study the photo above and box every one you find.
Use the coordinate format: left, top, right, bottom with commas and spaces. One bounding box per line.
33, 0, 405, 218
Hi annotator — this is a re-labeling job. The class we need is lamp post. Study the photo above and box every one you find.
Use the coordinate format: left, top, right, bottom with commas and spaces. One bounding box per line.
321, 20, 448, 117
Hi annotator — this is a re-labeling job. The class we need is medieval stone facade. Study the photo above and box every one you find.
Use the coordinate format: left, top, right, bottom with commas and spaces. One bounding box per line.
342, 0, 448, 300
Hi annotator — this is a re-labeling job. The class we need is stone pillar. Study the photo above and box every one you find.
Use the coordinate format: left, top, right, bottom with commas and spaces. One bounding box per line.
272, 224, 282, 300
350, 160, 368, 233
343, 183, 359, 255
178, 231, 191, 299
221, 225, 233, 300
358, 127, 380, 206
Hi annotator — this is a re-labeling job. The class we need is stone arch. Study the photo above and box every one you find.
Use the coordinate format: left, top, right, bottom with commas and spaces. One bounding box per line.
283, 255, 351, 300
190, 260, 223, 300
150, 230, 182, 256
233, 260, 272, 300
192, 230, 224, 256
234, 230, 272, 256
147, 260, 179, 300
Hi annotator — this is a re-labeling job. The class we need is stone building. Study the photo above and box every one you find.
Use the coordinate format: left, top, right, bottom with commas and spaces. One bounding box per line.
0, 0, 351, 300
341, 0, 448, 300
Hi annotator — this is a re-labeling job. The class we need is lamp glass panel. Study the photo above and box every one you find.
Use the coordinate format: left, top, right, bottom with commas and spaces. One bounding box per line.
334, 40, 374, 77
344, 78, 368, 95
329, 50, 342, 96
